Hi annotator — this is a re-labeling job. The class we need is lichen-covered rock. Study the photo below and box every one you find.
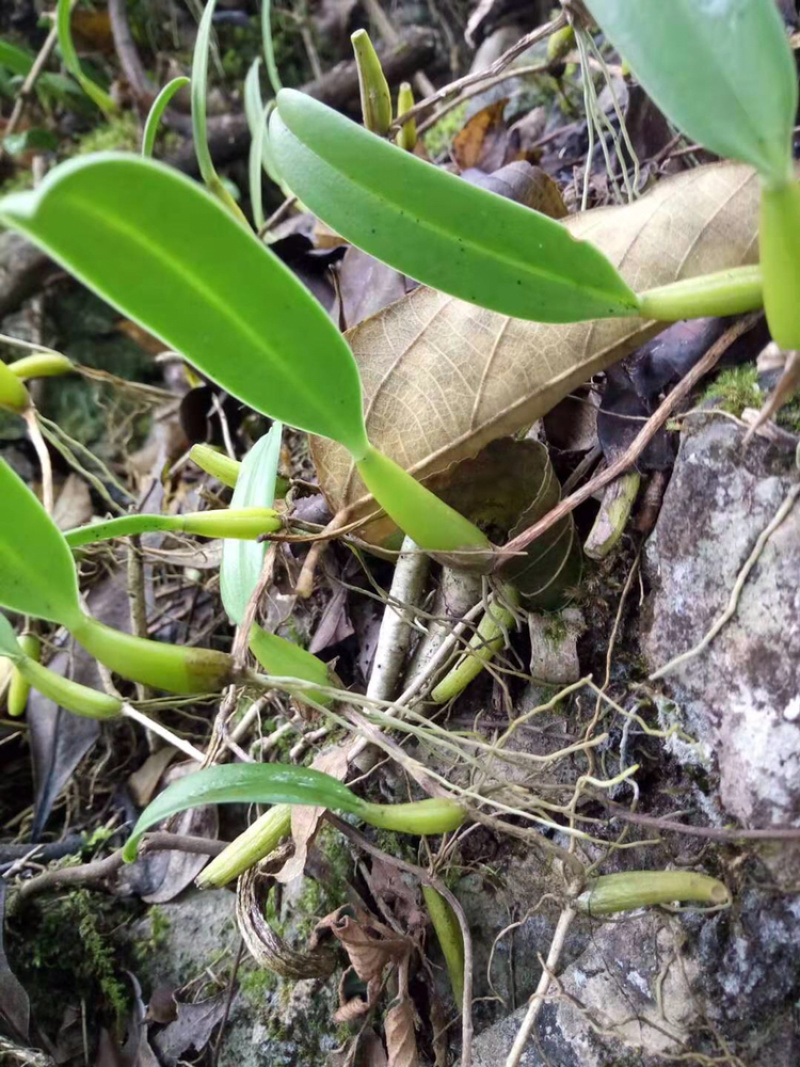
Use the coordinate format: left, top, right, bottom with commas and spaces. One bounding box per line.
642, 416, 800, 826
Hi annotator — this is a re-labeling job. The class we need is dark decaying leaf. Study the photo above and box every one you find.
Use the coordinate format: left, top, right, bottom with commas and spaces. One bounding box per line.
597, 316, 768, 468
451, 98, 519, 173
0, 881, 30, 1042
152, 994, 227, 1067
312, 905, 410, 983
335, 246, 415, 331
27, 644, 100, 841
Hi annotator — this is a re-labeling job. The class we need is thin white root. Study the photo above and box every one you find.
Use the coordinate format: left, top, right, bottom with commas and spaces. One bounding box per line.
651, 480, 800, 680
505, 905, 576, 1067
24, 410, 53, 514
121, 702, 205, 763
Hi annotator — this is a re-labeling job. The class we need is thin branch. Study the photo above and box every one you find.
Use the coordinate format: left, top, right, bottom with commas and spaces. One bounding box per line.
600, 800, 800, 842
15, 833, 225, 901
495, 313, 763, 567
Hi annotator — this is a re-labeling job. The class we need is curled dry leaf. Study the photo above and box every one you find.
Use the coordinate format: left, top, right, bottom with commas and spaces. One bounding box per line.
312, 163, 760, 542
312, 905, 411, 982
237, 859, 338, 979
384, 995, 419, 1067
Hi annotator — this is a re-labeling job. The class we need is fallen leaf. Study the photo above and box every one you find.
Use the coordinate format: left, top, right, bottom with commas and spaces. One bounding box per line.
311, 163, 760, 541
312, 905, 410, 982
127, 747, 179, 807
452, 99, 516, 172
52, 473, 92, 531
463, 161, 567, 215
384, 996, 419, 1067
0, 881, 29, 1042
152, 994, 227, 1067
275, 744, 351, 885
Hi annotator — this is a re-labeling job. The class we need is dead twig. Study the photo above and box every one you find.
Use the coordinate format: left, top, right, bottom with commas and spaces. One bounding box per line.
15, 833, 226, 901
392, 12, 567, 131
599, 800, 800, 842
495, 313, 763, 568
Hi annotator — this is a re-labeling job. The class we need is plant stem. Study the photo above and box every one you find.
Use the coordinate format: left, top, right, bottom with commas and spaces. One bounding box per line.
69, 612, 234, 694
359, 796, 465, 834
422, 884, 465, 1004
759, 178, 800, 349
574, 870, 729, 914
431, 586, 519, 703
638, 264, 763, 321
65, 508, 280, 547
196, 803, 293, 887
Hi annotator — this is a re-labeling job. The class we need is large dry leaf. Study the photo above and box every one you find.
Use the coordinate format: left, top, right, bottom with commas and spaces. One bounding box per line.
312, 163, 760, 541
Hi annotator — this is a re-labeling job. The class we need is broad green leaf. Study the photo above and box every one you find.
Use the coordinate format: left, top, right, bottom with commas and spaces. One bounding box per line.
313, 163, 762, 540
0, 154, 369, 456
221, 423, 283, 624
585, 0, 797, 188
271, 89, 638, 323
123, 763, 365, 860
0, 38, 34, 76
0, 459, 81, 625
56, 0, 115, 114
142, 76, 190, 157
0, 612, 23, 661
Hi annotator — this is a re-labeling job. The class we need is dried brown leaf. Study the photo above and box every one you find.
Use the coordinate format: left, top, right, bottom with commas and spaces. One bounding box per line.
313, 906, 411, 982
384, 996, 419, 1067
275, 744, 350, 885
312, 163, 760, 541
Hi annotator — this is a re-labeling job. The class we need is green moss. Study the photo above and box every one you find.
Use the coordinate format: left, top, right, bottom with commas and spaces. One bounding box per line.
423, 102, 468, 159
134, 905, 171, 962
13, 890, 134, 1031
240, 964, 279, 1006
703, 365, 761, 417
71, 111, 141, 155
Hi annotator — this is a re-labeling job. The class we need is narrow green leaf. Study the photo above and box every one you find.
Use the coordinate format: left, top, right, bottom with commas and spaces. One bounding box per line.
142, 76, 190, 157
0, 154, 369, 456
0, 612, 23, 661
272, 90, 638, 323
0, 38, 34, 77
0, 459, 81, 626
123, 763, 366, 860
244, 60, 283, 195
585, 0, 797, 188
248, 622, 334, 705
220, 423, 283, 624
56, 0, 116, 115
191, 0, 219, 189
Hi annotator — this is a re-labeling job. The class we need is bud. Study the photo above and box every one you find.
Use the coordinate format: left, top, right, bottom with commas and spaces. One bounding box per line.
395, 82, 417, 151
352, 29, 392, 136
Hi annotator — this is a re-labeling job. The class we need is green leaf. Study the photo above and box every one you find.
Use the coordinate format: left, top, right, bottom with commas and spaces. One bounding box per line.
0, 459, 81, 626
123, 762, 366, 860
248, 623, 334, 705
0, 38, 34, 76
0, 154, 369, 456
585, 0, 797, 188
220, 423, 283, 624
56, 0, 116, 114
4, 128, 59, 155
0, 612, 23, 661
271, 90, 638, 323
142, 76, 190, 157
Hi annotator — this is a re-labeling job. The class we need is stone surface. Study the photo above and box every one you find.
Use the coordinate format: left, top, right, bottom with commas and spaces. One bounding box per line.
472, 912, 698, 1066
642, 416, 800, 826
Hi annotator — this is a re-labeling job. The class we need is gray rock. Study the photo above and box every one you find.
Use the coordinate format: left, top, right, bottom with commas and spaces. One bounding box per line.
473, 912, 698, 1066
642, 416, 800, 826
